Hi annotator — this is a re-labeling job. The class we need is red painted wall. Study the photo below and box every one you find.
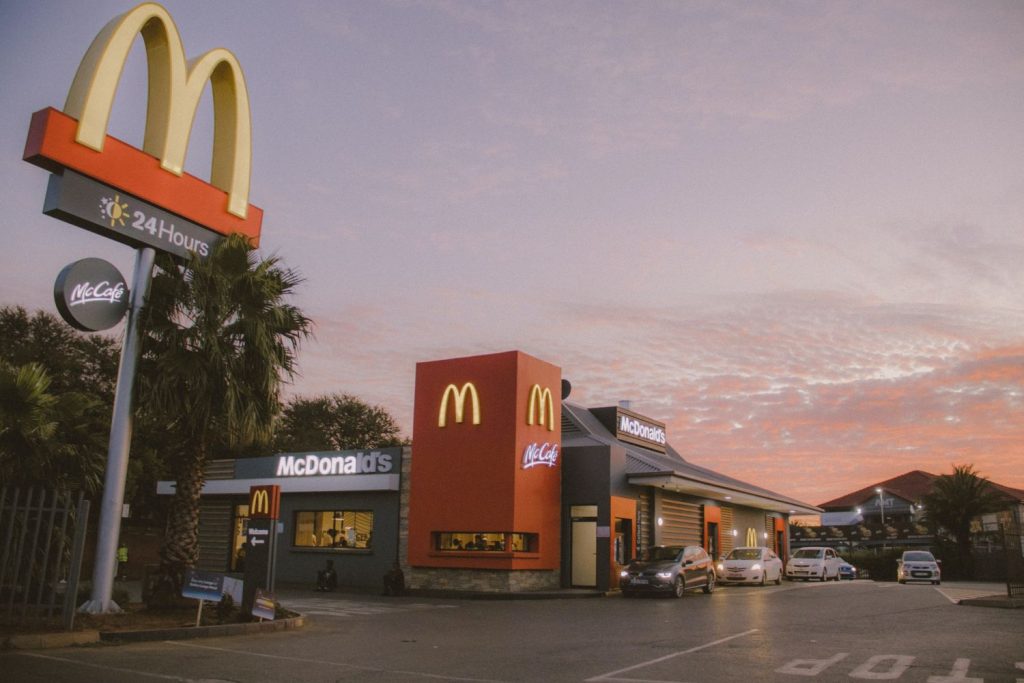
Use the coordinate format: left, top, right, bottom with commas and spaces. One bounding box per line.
408, 350, 561, 570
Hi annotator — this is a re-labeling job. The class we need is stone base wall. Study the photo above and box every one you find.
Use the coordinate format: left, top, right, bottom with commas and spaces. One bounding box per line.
408, 567, 560, 593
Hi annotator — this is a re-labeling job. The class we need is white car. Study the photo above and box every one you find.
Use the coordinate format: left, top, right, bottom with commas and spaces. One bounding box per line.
897, 550, 941, 585
716, 547, 783, 585
785, 546, 843, 581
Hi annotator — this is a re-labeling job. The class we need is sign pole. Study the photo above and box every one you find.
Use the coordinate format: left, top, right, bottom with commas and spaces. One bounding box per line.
80, 246, 155, 614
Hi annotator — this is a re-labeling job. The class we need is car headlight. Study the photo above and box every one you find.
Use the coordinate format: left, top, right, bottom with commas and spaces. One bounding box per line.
620, 570, 629, 578
751, 563, 762, 571
716, 563, 724, 573
656, 571, 673, 579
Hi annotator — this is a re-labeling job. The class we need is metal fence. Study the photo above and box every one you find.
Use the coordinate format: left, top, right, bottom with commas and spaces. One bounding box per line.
0, 487, 90, 630
1004, 522, 1024, 599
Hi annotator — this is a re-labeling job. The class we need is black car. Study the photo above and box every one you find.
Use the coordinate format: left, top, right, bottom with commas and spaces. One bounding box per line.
620, 545, 716, 598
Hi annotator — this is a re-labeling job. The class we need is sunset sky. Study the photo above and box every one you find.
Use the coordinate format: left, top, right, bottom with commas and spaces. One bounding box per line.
1, 1, 1022, 507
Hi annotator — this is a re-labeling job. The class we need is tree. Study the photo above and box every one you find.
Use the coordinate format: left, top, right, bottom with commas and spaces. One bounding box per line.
920, 464, 1006, 578
272, 394, 405, 453
0, 361, 105, 493
0, 306, 119, 402
138, 234, 311, 604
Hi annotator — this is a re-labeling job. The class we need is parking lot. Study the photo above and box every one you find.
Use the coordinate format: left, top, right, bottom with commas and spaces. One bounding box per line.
4, 580, 1022, 682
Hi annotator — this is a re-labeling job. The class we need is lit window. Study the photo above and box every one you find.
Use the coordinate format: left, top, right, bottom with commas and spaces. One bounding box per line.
294, 510, 374, 549
434, 532, 536, 552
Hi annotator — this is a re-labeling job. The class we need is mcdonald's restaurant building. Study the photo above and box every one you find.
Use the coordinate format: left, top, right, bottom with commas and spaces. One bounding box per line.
164, 350, 818, 593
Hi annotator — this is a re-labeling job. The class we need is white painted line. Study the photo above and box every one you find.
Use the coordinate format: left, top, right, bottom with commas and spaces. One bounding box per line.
586, 629, 759, 682
167, 640, 502, 682
18, 651, 189, 680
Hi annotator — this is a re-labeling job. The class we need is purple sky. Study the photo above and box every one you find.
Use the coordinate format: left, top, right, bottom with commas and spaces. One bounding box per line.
2, 1, 1022, 506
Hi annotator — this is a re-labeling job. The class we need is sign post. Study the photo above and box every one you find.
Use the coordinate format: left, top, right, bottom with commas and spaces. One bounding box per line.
23, 3, 263, 613
243, 485, 280, 617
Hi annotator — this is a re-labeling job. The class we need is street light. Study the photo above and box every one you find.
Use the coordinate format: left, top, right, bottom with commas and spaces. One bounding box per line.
875, 487, 885, 526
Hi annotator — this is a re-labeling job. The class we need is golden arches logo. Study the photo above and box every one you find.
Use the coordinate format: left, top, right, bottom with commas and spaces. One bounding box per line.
527, 384, 555, 431
438, 382, 480, 428
64, 2, 252, 219
250, 488, 270, 516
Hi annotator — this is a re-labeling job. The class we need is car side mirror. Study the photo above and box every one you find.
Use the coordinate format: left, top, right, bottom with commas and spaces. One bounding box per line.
683, 560, 693, 566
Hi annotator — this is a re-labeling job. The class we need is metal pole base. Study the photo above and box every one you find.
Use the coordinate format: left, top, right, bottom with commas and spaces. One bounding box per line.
78, 598, 123, 614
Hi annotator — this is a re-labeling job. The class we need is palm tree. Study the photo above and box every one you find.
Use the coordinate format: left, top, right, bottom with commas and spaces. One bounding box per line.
139, 234, 311, 603
920, 464, 1006, 578
0, 361, 105, 493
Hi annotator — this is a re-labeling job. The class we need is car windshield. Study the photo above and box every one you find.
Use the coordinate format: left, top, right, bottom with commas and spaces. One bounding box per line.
645, 546, 683, 562
903, 551, 935, 562
793, 548, 824, 559
726, 549, 762, 561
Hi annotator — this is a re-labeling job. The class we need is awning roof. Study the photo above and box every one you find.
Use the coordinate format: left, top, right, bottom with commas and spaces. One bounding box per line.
562, 402, 822, 516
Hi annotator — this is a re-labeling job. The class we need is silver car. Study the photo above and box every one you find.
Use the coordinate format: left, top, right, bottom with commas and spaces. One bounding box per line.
897, 550, 941, 584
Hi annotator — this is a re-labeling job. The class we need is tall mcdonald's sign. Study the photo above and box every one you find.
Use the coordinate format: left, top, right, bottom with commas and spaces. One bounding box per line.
24, 2, 262, 245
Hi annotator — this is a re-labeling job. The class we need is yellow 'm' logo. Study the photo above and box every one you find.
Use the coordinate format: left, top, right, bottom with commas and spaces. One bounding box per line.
527, 384, 555, 431
438, 382, 480, 428
250, 488, 270, 516
63, 3, 252, 219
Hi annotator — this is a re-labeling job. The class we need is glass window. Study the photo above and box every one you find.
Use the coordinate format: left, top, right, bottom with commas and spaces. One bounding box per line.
434, 532, 536, 552
230, 503, 249, 572
293, 510, 374, 549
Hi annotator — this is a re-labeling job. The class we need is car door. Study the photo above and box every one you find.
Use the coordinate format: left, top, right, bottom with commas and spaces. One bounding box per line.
768, 550, 781, 579
824, 548, 838, 578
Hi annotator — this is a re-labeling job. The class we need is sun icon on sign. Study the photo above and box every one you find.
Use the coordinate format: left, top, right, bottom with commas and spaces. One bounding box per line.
99, 194, 130, 228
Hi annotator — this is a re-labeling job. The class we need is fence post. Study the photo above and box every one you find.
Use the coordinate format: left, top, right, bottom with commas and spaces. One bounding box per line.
63, 497, 91, 631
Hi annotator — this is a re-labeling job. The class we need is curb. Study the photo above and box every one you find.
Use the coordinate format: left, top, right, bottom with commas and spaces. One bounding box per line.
4, 630, 100, 650
958, 596, 1024, 609
3, 615, 304, 650
99, 614, 305, 643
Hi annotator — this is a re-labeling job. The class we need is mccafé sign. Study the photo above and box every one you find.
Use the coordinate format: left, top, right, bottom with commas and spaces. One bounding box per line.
53, 257, 129, 331
522, 442, 559, 469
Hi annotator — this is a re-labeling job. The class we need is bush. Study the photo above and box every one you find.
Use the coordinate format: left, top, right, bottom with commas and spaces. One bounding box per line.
843, 549, 904, 581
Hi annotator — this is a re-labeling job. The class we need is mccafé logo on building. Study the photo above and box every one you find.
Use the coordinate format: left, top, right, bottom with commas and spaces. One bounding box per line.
522, 442, 559, 469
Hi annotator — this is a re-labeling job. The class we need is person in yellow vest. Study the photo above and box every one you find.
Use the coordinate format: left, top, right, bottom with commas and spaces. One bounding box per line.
117, 542, 128, 580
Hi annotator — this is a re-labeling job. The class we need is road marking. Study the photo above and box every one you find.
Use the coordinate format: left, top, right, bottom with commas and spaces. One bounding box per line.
16, 651, 190, 680
927, 658, 983, 683
850, 655, 915, 680
777, 652, 850, 676
168, 641, 501, 682
585, 629, 759, 682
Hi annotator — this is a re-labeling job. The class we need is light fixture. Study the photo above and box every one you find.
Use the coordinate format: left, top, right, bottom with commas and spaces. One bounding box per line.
657, 517, 664, 527
731, 529, 738, 537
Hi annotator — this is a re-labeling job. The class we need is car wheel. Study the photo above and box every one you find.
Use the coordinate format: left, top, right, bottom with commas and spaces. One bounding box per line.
775, 570, 782, 585
898, 579, 905, 584
703, 572, 715, 594
819, 571, 828, 582
760, 572, 766, 586
673, 576, 685, 598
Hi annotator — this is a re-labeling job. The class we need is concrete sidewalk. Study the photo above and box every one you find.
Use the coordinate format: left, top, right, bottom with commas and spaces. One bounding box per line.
932, 581, 1023, 608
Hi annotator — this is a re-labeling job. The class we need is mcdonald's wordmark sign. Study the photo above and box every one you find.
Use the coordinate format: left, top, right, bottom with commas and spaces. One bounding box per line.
24, 2, 262, 247
249, 485, 280, 520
